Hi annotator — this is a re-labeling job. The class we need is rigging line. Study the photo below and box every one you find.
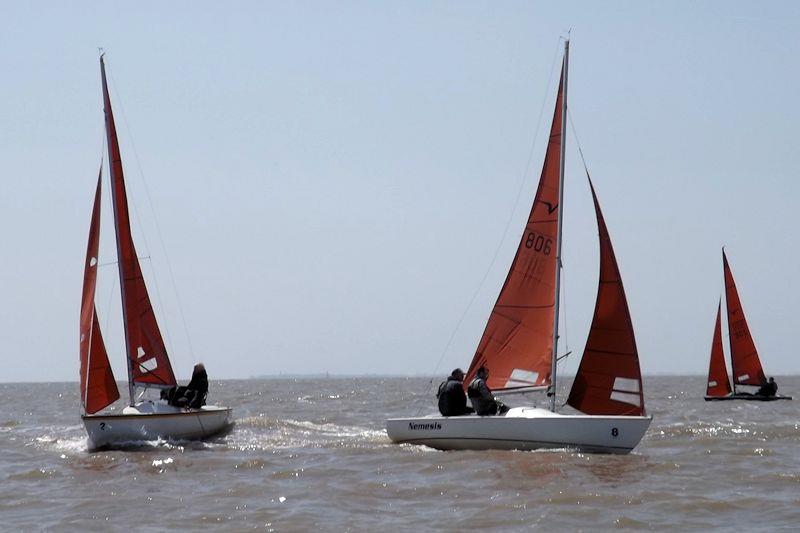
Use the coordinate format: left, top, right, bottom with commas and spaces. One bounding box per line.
97, 256, 150, 268
106, 60, 196, 364
102, 260, 118, 337
104, 59, 187, 361
560, 261, 569, 354
101, 157, 118, 339
566, 109, 591, 181
99, 137, 122, 349
414, 39, 565, 414
132, 362, 171, 387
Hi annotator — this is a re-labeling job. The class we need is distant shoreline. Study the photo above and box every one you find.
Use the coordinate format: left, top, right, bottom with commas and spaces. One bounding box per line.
3, 373, 789, 385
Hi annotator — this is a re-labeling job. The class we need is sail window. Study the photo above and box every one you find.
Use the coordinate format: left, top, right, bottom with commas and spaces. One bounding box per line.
613, 377, 640, 394
708, 380, 717, 387
505, 369, 539, 387
140, 358, 158, 371
90, 257, 97, 267
737, 373, 750, 383
610, 391, 641, 407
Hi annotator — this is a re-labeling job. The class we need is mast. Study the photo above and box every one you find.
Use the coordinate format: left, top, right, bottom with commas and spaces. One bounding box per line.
549, 39, 568, 412
100, 55, 135, 406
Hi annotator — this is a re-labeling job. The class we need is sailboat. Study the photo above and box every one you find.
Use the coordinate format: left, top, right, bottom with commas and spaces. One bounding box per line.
79, 55, 233, 449
386, 40, 652, 454
704, 250, 791, 401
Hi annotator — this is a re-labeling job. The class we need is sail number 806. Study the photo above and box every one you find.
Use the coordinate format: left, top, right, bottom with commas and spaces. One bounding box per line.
524, 232, 553, 255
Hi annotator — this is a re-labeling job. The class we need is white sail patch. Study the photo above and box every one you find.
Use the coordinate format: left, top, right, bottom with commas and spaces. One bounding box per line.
140, 358, 158, 371
736, 373, 750, 383
708, 380, 718, 387
136, 346, 158, 371
90, 256, 97, 267
610, 391, 641, 406
505, 369, 539, 387
610, 377, 641, 406
613, 377, 640, 393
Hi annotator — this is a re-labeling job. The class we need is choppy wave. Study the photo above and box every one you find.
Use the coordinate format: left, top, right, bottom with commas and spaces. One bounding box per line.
228, 416, 388, 452
2, 376, 800, 530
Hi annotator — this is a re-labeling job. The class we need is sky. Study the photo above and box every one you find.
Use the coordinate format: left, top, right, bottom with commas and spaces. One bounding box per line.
1, 1, 799, 383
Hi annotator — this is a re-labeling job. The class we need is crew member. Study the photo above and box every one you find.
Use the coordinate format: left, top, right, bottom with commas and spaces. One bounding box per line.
437, 368, 474, 416
757, 376, 778, 397
163, 363, 209, 409
467, 366, 508, 416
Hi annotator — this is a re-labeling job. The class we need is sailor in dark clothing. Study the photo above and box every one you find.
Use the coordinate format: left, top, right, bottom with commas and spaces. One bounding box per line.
757, 376, 778, 397
467, 366, 509, 416
163, 363, 209, 409
437, 368, 474, 416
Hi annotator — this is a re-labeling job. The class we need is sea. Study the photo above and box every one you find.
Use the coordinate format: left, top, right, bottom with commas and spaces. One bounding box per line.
1, 376, 799, 531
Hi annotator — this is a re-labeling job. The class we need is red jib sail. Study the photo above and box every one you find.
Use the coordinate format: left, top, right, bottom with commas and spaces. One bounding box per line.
101, 56, 176, 389
79, 169, 120, 414
464, 66, 565, 390
706, 300, 732, 397
723, 250, 765, 387
566, 178, 645, 416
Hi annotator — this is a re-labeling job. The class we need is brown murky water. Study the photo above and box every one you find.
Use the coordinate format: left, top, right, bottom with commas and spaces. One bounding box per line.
2, 376, 799, 530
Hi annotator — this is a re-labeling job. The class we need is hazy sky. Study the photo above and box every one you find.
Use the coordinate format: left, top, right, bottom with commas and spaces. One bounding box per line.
2, 1, 799, 383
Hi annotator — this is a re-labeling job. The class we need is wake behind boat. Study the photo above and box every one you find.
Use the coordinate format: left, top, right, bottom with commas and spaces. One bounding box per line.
703, 250, 791, 402
387, 40, 652, 454
78, 55, 232, 450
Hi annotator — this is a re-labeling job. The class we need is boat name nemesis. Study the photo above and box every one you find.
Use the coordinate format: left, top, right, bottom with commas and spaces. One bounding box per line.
408, 422, 442, 430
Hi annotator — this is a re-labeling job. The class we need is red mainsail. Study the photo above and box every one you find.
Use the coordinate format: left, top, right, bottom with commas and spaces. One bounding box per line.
464, 67, 565, 390
101, 56, 176, 390
566, 178, 645, 416
705, 300, 732, 397
723, 250, 765, 387
79, 170, 120, 414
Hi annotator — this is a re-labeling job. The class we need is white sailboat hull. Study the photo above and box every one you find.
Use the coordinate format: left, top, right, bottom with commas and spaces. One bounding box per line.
82, 401, 233, 450
386, 407, 652, 454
